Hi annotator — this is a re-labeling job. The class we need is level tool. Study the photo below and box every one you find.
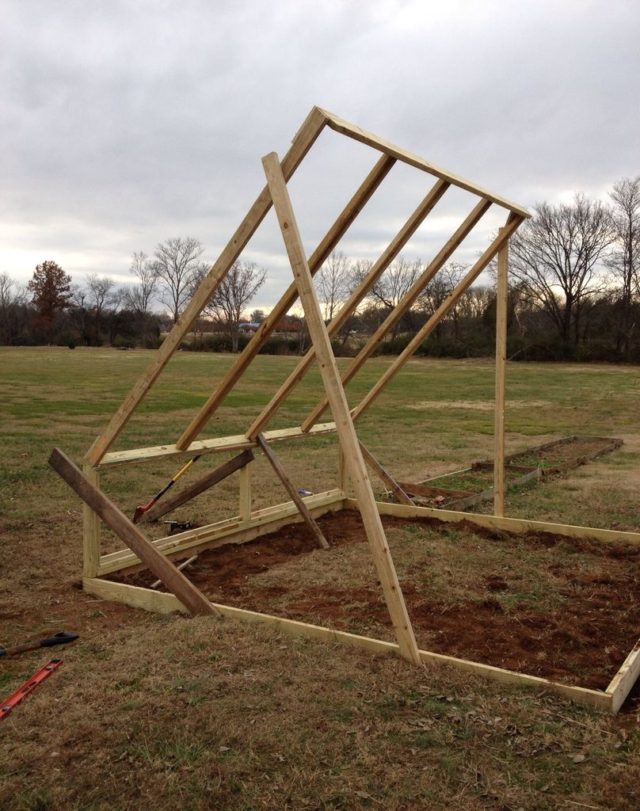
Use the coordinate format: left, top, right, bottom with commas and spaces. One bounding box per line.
0, 659, 63, 721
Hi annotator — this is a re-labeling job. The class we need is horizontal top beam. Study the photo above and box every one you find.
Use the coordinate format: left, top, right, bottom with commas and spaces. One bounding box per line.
96, 422, 337, 469
317, 107, 530, 219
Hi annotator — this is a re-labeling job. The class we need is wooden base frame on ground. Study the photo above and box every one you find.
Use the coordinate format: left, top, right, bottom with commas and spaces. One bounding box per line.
49, 108, 640, 714
78, 499, 640, 715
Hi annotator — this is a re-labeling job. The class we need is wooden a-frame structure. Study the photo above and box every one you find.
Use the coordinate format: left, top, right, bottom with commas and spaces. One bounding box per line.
51, 107, 640, 713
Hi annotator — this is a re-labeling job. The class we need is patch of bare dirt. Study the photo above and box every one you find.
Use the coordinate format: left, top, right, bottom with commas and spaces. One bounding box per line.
112, 510, 640, 691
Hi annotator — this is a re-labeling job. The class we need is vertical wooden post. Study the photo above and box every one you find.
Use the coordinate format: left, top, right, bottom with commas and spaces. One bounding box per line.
262, 151, 421, 665
238, 461, 252, 523
493, 228, 509, 517
82, 464, 101, 577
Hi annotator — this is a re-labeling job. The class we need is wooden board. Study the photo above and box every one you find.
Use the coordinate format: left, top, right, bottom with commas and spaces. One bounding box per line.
98, 490, 346, 575
98, 422, 337, 468
262, 150, 421, 665
246, 178, 449, 438
371, 499, 640, 546
321, 108, 531, 218
50, 448, 216, 616
256, 433, 329, 549
139, 450, 254, 523
82, 577, 611, 712
607, 639, 640, 714
85, 107, 327, 466
493, 229, 509, 516
175, 153, 395, 450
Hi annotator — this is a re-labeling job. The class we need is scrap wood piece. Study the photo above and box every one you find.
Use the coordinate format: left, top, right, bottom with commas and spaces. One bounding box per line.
358, 442, 413, 506
139, 449, 254, 523
49, 448, 216, 617
255, 434, 329, 550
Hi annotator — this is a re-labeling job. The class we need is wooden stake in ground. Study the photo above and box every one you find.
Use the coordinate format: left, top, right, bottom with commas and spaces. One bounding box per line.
262, 151, 421, 665
255, 434, 329, 550
49, 448, 216, 617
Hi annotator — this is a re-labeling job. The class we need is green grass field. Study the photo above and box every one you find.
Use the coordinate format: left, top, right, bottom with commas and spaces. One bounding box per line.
1, 346, 640, 810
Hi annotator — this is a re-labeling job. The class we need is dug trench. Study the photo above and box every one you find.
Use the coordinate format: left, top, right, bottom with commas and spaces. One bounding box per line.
111, 511, 640, 692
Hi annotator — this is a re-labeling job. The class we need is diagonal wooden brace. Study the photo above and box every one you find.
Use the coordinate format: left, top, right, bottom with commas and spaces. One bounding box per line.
261, 151, 421, 665
49, 448, 216, 617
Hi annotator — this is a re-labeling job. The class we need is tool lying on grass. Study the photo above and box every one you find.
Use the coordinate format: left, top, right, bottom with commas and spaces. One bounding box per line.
133, 455, 202, 523
0, 631, 78, 658
0, 660, 63, 721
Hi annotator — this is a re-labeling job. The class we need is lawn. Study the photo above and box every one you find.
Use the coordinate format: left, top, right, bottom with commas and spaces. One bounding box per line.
1, 346, 640, 810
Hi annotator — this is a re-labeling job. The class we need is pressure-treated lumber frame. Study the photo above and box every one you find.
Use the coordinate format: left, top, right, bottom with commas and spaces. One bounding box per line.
52, 107, 640, 714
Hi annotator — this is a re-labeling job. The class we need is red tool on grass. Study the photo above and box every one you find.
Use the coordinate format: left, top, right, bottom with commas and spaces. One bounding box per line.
0, 660, 63, 722
133, 454, 201, 522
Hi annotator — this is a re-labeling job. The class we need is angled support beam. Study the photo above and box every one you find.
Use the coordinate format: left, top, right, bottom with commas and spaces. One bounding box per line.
256, 434, 329, 550
359, 442, 413, 506
493, 229, 509, 516
262, 150, 421, 665
175, 153, 396, 451
302, 198, 492, 431
320, 107, 531, 218
138, 450, 254, 523
246, 178, 450, 438
85, 106, 328, 467
49, 448, 216, 616
351, 213, 525, 422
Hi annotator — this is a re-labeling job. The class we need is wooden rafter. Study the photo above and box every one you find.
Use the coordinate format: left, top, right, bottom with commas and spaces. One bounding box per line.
262, 150, 421, 665
302, 197, 493, 431
350, 214, 524, 422
321, 108, 531, 218
84, 107, 327, 467
174, 154, 396, 451
246, 178, 450, 438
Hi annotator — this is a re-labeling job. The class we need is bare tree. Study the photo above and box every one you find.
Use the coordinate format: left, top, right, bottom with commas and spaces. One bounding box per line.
354, 256, 428, 338
86, 274, 116, 319
315, 251, 353, 321
0, 272, 28, 343
152, 237, 206, 323
418, 262, 466, 338
606, 177, 640, 355
204, 261, 266, 351
509, 195, 614, 349
365, 256, 423, 310
125, 251, 157, 315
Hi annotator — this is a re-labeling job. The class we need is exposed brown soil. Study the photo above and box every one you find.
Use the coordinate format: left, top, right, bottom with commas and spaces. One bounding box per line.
112, 510, 640, 692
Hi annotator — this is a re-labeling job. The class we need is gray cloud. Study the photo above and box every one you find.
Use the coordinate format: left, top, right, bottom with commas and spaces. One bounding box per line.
1, 0, 638, 309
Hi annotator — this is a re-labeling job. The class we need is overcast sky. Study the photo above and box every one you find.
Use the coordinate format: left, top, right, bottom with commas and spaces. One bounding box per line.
1, 0, 638, 311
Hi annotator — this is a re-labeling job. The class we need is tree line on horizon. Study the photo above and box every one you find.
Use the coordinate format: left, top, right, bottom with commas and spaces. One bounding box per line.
1, 177, 638, 362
